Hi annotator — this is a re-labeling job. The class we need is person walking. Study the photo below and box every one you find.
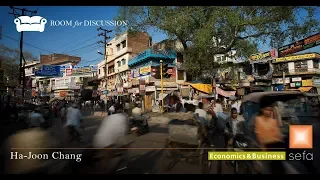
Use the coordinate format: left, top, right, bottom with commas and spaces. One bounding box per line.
65, 103, 83, 143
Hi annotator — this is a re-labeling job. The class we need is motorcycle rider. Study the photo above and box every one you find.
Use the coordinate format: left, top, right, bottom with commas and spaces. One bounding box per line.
92, 111, 129, 173
131, 103, 147, 126
225, 108, 245, 148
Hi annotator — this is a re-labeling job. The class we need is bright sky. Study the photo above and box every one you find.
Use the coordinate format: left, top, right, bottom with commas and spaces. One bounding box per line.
0, 6, 320, 66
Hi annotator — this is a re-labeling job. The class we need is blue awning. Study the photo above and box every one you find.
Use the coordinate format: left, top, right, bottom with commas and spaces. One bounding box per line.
128, 49, 176, 67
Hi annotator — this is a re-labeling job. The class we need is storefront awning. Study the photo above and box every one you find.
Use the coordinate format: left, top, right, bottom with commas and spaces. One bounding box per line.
298, 87, 313, 92
190, 84, 212, 94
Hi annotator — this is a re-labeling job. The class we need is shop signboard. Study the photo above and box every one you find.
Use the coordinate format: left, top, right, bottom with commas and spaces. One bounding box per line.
292, 77, 302, 82
276, 53, 317, 63
278, 32, 320, 57
35, 65, 62, 77
250, 49, 277, 61
139, 66, 151, 76
290, 83, 296, 87
302, 79, 313, 87
295, 82, 302, 87
272, 78, 290, 84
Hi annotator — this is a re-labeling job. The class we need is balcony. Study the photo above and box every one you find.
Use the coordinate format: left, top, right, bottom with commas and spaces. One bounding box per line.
114, 47, 132, 59
128, 49, 176, 67
273, 68, 320, 76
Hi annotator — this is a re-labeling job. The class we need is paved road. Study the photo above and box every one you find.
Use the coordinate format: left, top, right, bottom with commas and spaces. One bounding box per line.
48, 112, 234, 174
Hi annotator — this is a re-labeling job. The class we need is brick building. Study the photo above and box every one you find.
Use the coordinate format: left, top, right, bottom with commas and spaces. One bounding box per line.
104, 31, 152, 97
39, 53, 81, 66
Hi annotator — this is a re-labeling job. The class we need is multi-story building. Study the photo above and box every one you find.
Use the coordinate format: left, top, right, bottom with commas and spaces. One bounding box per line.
34, 54, 81, 100
105, 31, 151, 98
92, 60, 107, 100
272, 53, 320, 93
128, 44, 177, 111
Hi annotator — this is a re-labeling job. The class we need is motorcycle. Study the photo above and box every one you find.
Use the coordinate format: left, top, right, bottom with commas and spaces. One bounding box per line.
224, 120, 263, 174
129, 116, 149, 136
226, 133, 263, 174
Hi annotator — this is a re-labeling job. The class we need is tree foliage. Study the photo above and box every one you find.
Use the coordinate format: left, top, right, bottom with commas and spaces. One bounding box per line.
0, 44, 38, 87
115, 6, 320, 77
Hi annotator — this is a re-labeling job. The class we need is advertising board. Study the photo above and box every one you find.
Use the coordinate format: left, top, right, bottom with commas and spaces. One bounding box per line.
278, 32, 320, 57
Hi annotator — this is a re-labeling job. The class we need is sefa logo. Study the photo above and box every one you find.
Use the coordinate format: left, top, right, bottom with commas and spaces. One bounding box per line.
289, 125, 313, 149
14, 16, 47, 32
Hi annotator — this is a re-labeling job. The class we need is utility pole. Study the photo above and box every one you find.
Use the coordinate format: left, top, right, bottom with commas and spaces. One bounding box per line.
97, 27, 112, 113
160, 60, 164, 113
9, 6, 37, 98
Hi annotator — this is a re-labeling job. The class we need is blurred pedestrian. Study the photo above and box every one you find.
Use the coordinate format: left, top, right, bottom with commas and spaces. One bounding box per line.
66, 103, 83, 143
27, 107, 45, 128
60, 104, 67, 124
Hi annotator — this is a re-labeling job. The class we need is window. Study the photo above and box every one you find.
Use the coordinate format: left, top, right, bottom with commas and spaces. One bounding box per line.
178, 70, 184, 80
216, 56, 222, 62
98, 69, 101, 74
221, 56, 226, 61
121, 40, 126, 48
116, 44, 121, 51
32, 68, 35, 73
313, 59, 319, 69
121, 59, 126, 65
117, 61, 121, 67
177, 53, 183, 63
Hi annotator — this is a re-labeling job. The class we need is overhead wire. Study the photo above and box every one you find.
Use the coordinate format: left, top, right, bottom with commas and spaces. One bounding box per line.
60, 35, 99, 54
55, 30, 97, 51
1, 33, 102, 64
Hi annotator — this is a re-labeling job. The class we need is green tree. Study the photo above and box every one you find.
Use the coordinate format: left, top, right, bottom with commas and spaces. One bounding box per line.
0, 44, 38, 87
115, 6, 319, 78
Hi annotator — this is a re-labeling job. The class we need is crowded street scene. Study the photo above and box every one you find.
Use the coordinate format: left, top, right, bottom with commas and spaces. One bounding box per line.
0, 5, 320, 174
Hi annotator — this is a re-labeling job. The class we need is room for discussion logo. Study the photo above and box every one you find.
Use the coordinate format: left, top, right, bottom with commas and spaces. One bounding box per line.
14, 16, 47, 32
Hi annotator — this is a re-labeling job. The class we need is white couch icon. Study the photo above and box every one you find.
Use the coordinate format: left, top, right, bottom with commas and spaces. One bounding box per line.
14, 16, 47, 32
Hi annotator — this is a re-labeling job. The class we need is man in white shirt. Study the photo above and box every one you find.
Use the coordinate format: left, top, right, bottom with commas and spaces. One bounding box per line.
131, 103, 147, 125
194, 102, 207, 124
93, 113, 129, 148
66, 103, 83, 142
213, 99, 223, 113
